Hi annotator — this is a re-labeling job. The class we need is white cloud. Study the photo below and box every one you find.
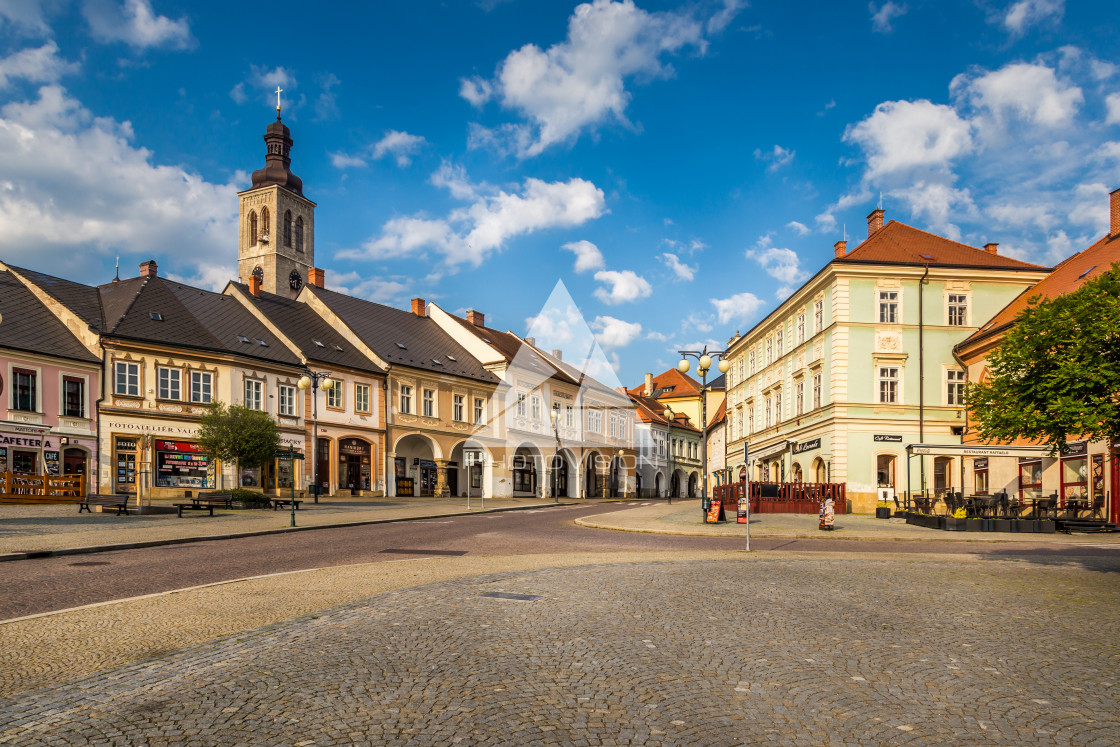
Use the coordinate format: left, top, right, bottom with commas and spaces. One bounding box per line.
0, 84, 239, 284
593, 269, 652, 305
1001, 0, 1063, 36
231, 65, 296, 109
659, 252, 695, 281
344, 170, 606, 269
464, 0, 710, 157
372, 130, 426, 167
329, 270, 411, 304
314, 73, 340, 122
167, 263, 237, 292
329, 152, 368, 169
844, 99, 973, 180
787, 220, 811, 236
1106, 93, 1120, 125
753, 144, 795, 172
707, 0, 747, 33
746, 246, 807, 286
889, 182, 974, 240
952, 62, 1082, 136
0, 41, 77, 90
84, 0, 194, 50
562, 239, 606, 273
710, 292, 765, 326
869, 2, 906, 33
0, 0, 54, 36
591, 315, 642, 347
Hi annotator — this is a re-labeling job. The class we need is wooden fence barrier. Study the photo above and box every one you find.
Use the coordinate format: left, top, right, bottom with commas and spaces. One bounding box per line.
0, 472, 86, 504
713, 481, 847, 514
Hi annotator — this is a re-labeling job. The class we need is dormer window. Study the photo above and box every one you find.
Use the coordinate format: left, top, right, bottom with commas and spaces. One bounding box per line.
149, 312, 163, 321
313, 340, 325, 347
238, 335, 251, 344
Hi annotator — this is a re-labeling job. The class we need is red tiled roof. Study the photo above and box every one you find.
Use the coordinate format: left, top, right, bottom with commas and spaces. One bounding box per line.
708, 399, 726, 428
839, 221, 1049, 271
958, 232, 1120, 350
627, 368, 701, 399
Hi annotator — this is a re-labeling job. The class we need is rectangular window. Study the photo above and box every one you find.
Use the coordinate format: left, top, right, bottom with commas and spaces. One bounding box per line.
879, 291, 899, 324
531, 395, 541, 421
474, 397, 484, 425
453, 394, 464, 422
157, 367, 181, 401
355, 384, 371, 414
775, 391, 782, 423
796, 380, 804, 416
12, 368, 36, 411
878, 366, 899, 404
114, 361, 139, 397
278, 384, 297, 416
244, 379, 264, 411
948, 294, 968, 326
400, 385, 412, 414
326, 380, 343, 409
588, 410, 602, 433
766, 338, 773, 365
63, 376, 84, 417
516, 392, 527, 417
765, 397, 772, 428
422, 388, 435, 418
747, 406, 754, 435
749, 351, 755, 375
813, 372, 822, 409
776, 329, 783, 358
190, 371, 212, 403
974, 458, 989, 495
565, 404, 575, 428
814, 300, 824, 333
797, 314, 805, 345
946, 370, 965, 405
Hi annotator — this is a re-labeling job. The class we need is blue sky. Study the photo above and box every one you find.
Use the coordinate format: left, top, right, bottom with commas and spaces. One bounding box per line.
1, 0, 1118, 385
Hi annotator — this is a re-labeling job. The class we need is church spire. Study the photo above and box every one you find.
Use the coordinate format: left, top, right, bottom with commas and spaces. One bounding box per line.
250, 100, 304, 197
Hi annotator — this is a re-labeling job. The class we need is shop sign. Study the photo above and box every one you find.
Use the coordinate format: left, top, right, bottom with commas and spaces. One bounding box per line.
339, 438, 371, 456
874, 434, 903, 443
115, 437, 137, 451
1061, 441, 1088, 457
793, 438, 821, 454
0, 433, 55, 449
106, 420, 199, 436
414, 458, 437, 468
973, 458, 988, 470
275, 449, 304, 460
155, 440, 205, 453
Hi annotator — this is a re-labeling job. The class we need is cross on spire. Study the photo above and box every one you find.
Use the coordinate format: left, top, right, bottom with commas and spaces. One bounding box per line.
275, 86, 283, 114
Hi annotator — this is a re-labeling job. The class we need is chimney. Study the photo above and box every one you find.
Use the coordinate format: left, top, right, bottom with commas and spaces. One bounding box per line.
524, 336, 536, 347
410, 298, 426, 317
1111, 187, 1120, 238
867, 208, 884, 237
248, 274, 261, 297
644, 372, 653, 396
308, 267, 325, 288
552, 348, 563, 360
466, 309, 485, 327
833, 240, 847, 258
139, 260, 158, 278
983, 242, 998, 255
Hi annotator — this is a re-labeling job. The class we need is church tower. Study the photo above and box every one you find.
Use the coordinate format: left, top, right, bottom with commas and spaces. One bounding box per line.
237, 97, 317, 296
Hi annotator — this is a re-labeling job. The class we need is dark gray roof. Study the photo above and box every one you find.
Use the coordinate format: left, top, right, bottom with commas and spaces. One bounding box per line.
707, 373, 726, 390
0, 269, 99, 363
7, 263, 104, 331
229, 284, 385, 374
94, 275, 302, 366
533, 346, 631, 406
311, 287, 498, 384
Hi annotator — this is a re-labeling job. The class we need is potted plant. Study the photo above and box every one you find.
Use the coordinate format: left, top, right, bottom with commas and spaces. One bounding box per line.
231, 488, 272, 509
992, 517, 1012, 532
875, 502, 891, 519
1038, 519, 1056, 533
945, 508, 967, 531
965, 517, 983, 532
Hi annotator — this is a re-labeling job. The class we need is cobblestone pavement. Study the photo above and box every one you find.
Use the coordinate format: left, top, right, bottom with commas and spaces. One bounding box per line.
2, 554, 1118, 746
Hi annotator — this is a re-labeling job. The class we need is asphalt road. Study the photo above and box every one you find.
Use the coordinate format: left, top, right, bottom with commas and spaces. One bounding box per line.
2, 502, 1117, 620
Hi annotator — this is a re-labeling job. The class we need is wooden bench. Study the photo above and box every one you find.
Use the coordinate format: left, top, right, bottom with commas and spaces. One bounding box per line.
77, 495, 130, 516
195, 492, 233, 508
173, 502, 216, 517
271, 498, 302, 511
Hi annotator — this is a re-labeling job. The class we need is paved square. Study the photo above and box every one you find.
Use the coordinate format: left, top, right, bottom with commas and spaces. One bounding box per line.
2, 555, 1118, 746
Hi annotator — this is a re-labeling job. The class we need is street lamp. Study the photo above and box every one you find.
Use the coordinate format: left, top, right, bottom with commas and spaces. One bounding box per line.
297, 368, 335, 504
664, 406, 674, 504
549, 407, 562, 504
678, 346, 731, 517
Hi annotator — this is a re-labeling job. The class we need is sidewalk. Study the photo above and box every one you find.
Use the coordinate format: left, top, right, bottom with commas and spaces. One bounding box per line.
577, 500, 1120, 544
0, 495, 575, 560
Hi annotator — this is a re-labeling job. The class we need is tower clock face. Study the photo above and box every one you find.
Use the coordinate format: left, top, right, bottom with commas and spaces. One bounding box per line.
289, 270, 303, 290
251, 266, 263, 282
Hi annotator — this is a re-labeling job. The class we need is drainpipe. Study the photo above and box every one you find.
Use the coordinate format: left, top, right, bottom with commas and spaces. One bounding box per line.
918, 264, 929, 498
95, 338, 107, 498
951, 344, 969, 495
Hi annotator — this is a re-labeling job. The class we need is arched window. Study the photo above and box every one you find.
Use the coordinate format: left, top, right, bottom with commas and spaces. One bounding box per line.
295, 216, 304, 253
248, 211, 258, 246
261, 207, 270, 238
284, 211, 292, 248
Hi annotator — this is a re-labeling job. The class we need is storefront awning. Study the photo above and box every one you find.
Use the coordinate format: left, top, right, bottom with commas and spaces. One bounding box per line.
749, 440, 791, 461
906, 443, 1051, 458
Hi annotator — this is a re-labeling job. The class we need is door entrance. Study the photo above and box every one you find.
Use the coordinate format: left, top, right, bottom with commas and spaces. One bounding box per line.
447, 467, 458, 497
1111, 446, 1119, 524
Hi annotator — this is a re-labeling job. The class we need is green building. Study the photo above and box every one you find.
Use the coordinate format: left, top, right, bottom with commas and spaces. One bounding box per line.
723, 207, 1049, 513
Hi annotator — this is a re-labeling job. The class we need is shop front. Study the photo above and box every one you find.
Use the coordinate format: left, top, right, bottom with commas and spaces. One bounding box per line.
241, 436, 304, 494
338, 437, 373, 494
0, 425, 55, 476
155, 439, 214, 491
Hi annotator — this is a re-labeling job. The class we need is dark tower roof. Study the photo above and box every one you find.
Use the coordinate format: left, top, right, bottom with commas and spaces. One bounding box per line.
250, 114, 304, 196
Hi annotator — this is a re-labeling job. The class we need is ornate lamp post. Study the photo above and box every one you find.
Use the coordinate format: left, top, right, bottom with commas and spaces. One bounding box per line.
677, 346, 731, 517
297, 368, 335, 504
549, 408, 562, 504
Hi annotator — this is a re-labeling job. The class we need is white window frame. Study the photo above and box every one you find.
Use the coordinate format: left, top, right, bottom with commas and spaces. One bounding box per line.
947, 294, 969, 327
766, 338, 773, 365
516, 392, 527, 417
588, 409, 602, 434
157, 366, 181, 401
797, 313, 805, 345
814, 300, 824, 333
355, 383, 371, 414
473, 397, 485, 425
749, 351, 755, 375
565, 404, 575, 428
775, 390, 782, 424
326, 380, 344, 409
879, 290, 899, 324
531, 394, 541, 422
399, 384, 413, 415
796, 380, 804, 416
813, 372, 822, 410
776, 329, 783, 358
878, 366, 900, 404
190, 370, 212, 404
278, 384, 297, 416
946, 369, 966, 406
244, 378, 264, 411
114, 361, 140, 397
453, 394, 465, 422
422, 388, 435, 418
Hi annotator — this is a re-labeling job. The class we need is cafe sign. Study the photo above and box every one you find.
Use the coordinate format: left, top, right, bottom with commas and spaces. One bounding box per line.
874, 434, 903, 443
792, 438, 821, 454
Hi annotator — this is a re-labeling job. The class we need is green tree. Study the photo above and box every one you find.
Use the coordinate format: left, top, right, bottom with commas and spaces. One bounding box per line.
966, 262, 1120, 452
196, 401, 281, 489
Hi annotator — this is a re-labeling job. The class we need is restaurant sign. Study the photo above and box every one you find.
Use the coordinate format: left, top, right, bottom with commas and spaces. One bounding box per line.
793, 438, 821, 454
1060, 441, 1088, 457
874, 434, 903, 443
